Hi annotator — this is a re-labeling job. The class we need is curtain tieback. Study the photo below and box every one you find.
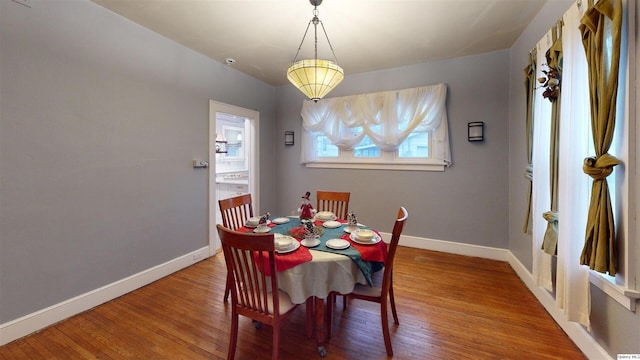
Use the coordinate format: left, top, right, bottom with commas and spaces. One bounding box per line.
582, 153, 621, 180
542, 210, 558, 224
524, 164, 533, 181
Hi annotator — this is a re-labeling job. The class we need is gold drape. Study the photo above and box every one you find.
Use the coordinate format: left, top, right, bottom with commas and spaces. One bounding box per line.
579, 0, 623, 276
522, 48, 536, 234
541, 23, 563, 256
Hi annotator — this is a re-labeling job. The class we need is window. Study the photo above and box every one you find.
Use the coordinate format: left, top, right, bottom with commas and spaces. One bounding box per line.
300, 84, 450, 171
530, 0, 638, 317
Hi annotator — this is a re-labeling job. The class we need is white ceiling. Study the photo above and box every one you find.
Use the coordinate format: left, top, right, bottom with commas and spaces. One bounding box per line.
90, 0, 546, 86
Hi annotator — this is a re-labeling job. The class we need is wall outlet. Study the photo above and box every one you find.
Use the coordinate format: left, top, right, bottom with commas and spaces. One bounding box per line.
192, 251, 203, 261
12, 0, 33, 8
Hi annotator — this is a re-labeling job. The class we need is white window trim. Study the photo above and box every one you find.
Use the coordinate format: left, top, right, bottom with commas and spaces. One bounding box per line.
305, 160, 446, 171
589, 271, 640, 311
304, 130, 446, 171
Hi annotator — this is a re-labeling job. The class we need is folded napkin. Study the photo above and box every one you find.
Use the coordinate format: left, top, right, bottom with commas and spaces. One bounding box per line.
255, 241, 312, 276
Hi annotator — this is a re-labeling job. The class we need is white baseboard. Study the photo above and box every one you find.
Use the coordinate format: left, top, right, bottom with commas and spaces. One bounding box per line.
506, 253, 612, 360
0, 246, 210, 346
389, 232, 511, 262
0, 237, 613, 359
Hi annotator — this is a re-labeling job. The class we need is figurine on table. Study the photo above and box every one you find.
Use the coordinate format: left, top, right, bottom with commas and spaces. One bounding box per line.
259, 212, 270, 224
303, 220, 316, 239
298, 191, 316, 220
256, 212, 270, 232
347, 211, 358, 231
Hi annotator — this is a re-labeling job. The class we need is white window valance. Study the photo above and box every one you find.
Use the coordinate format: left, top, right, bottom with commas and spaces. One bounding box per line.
300, 83, 451, 165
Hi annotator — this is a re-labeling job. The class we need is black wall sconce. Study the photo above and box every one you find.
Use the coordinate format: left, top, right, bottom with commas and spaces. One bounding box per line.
284, 131, 295, 146
468, 122, 485, 142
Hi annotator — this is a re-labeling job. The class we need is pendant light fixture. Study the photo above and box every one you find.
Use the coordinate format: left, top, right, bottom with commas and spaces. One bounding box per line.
287, 0, 344, 102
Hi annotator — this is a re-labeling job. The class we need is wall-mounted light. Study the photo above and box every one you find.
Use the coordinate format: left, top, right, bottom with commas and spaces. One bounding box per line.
468, 122, 485, 142
285, 131, 295, 146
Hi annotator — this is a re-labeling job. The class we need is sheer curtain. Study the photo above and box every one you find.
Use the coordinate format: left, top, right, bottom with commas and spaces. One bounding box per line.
300, 83, 450, 164
541, 23, 563, 256
531, 31, 554, 292
556, 1, 591, 328
522, 48, 537, 234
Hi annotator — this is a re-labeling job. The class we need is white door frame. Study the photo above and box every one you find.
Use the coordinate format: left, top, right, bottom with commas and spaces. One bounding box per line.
208, 101, 260, 256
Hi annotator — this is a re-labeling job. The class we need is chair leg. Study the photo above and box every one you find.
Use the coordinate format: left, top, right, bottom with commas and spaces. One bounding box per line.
272, 325, 280, 360
223, 274, 231, 302
342, 294, 348, 310
380, 300, 393, 357
227, 312, 239, 360
389, 284, 399, 325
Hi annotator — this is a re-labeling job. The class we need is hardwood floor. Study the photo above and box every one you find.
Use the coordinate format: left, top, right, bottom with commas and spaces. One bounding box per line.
0, 247, 586, 359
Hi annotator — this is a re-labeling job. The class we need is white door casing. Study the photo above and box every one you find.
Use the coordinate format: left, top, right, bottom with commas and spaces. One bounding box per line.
208, 101, 260, 255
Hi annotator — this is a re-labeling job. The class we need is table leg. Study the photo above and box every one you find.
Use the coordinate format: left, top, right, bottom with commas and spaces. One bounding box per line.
314, 296, 327, 357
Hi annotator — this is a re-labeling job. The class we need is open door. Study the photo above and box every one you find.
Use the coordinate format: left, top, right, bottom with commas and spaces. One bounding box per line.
208, 101, 260, 255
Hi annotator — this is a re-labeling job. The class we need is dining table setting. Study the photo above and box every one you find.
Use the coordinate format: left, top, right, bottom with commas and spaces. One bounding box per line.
235, 211, 388, 357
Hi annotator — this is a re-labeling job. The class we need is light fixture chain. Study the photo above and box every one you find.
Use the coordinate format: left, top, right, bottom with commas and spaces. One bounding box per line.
318, 20, 339, 64
291, 20, 314, 63
314, 16, 318, 60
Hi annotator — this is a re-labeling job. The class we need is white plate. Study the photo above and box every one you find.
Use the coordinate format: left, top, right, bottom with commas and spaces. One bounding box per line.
245, 219, 271, 228
272, 217, 290, 224
323, 220, 342, 229
301, 238, 320, 248
342, 225, 359, 234
253, 226, 271, 233
276, 240, 300, 254
350, 231, 381, 245
326, 238, 350, 250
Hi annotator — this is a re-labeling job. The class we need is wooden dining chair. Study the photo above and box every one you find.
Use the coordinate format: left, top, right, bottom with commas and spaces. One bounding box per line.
218, 193, 254, 231
219, 193, 254, 302
327, 207, 408, 357
217, 225, 299, 360
316, 190, 350, 220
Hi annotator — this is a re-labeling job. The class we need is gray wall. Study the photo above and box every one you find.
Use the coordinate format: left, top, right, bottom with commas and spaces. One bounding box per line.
2, 0, 638, 357
0, 0, 276, 322
275, 50, 510, 246
508, 0, 640, 357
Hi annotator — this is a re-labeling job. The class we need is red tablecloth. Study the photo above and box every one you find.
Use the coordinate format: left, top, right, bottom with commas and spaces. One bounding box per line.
256, 239, 313, 276
341, 230, 388, 264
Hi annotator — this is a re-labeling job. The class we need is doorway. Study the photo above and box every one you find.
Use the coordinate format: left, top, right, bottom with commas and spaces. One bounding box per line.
209, 101, 260, 255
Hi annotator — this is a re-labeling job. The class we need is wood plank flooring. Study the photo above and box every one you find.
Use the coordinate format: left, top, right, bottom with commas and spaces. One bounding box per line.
0, 247, 586, 359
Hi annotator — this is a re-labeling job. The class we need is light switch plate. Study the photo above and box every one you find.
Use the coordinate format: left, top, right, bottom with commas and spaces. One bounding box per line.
192, 160, 209, 168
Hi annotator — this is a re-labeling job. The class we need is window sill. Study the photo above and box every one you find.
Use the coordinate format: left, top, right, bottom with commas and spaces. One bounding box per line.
305, 161, 446, 171
589, 271, 640, 311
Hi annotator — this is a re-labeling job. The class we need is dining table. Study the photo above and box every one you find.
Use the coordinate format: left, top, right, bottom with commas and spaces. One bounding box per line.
237, 215, 388, 357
